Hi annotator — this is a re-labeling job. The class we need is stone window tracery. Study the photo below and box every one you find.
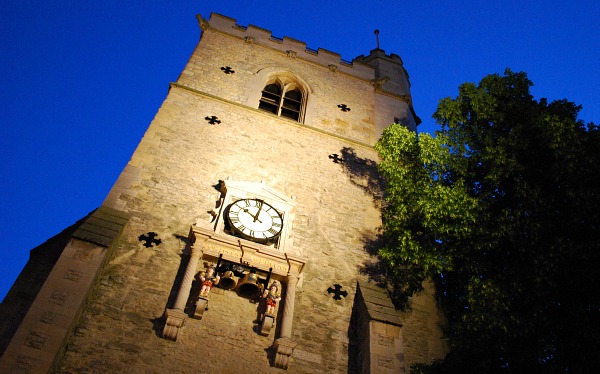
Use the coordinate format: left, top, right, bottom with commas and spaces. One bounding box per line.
258, 77, 305, 122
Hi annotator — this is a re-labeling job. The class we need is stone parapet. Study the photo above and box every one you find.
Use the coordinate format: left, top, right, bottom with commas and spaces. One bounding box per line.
199, 13, 375, 80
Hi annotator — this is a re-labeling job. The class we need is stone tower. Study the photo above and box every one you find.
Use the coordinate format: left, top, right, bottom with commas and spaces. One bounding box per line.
0, 13, 446, 373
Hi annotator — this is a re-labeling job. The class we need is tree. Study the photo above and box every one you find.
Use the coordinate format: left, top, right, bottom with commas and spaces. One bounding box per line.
375, 70, 600, 372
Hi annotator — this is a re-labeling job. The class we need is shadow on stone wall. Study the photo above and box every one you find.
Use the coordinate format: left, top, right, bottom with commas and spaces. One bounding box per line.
339, 147, 384, 208
338, 147, 414, 311
337, 147, 387, 288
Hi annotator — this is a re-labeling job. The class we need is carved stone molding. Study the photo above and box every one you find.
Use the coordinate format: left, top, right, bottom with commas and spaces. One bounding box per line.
191, 226, 305, 277
244, 36, 255, 44
370, 76, 390, 89
286, 50, 297, 58
162, 308, 187, 341
273, 337, 297, 369
328, 64, 338, 72
399, 94, 412, 104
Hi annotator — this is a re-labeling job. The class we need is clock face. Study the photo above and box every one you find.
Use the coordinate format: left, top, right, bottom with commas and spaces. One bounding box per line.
226, 198, 283, 243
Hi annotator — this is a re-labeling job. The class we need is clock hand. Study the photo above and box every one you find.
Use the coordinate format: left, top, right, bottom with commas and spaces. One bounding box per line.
253, 200, 264, 222
242, 207, 263, 223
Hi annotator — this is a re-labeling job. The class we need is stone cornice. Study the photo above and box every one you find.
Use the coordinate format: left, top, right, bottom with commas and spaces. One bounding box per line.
190, 226, 306, 277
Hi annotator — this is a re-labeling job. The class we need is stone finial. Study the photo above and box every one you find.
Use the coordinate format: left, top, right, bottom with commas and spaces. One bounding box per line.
286, 50, 297, 58
328, 64, 338, 72
196, 15, 210, 31
244, 36, 255, 44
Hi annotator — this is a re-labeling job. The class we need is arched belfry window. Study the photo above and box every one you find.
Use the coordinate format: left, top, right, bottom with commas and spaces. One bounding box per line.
258, 77, 305, 122
258, 84, 281, 115
281, 89, 302, 120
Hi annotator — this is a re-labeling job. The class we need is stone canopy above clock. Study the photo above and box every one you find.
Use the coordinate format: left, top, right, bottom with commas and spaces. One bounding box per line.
200, 179, 297, 254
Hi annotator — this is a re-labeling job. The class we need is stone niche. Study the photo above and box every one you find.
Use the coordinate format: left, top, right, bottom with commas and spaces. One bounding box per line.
163, 180, 306, 370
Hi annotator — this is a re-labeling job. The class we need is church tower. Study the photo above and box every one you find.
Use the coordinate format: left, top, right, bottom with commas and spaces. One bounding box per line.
0, 13, 445, 373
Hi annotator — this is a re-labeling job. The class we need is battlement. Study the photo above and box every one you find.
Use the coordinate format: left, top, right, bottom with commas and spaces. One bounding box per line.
200, 13, 375, 80
355, 49, 405, 65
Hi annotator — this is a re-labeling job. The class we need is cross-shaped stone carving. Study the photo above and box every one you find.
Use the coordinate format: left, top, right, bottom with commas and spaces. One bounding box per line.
138, 232, 162, 248
205, 116, 221, 125
337, 104, 351, 112
220, 66, 235, 74
329, 154, 344, 163
327, 284, 348, 300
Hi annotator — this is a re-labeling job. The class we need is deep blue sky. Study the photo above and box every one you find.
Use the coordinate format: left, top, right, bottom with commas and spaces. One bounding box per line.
1, 1, 598, 300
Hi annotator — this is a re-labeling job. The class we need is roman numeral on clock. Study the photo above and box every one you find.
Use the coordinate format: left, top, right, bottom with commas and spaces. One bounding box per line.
227, 198, 283, 243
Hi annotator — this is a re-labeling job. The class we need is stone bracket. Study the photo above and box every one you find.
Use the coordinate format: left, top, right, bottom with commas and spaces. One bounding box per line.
273, 337, 297, 369
260, 314, 275, 336
193, 297, 209, 320
162, 308, 187, 341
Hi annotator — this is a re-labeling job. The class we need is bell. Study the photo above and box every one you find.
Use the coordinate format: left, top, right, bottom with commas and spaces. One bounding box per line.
219, 270, 237, 290
237, 272, 262, 299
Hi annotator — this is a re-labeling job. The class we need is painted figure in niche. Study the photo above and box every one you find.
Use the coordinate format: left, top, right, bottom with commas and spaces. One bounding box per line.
199, 266, 220, 297
263, 281, 281, 316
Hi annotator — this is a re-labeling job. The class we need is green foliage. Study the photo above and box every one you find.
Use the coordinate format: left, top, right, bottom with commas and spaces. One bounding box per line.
376, 69, 600, 372
375, 125, 478, 305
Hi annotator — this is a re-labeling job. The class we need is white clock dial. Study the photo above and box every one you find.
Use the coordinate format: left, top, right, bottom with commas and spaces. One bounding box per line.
227, 199, 283, 243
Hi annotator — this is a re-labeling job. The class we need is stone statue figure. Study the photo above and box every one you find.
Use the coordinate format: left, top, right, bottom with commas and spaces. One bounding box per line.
263, 281, 281, 316
199, 266, 220, 297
